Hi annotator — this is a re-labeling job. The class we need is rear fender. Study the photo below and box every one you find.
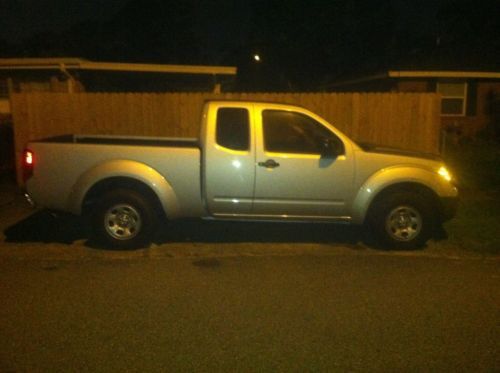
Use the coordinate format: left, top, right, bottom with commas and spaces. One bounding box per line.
67, 160, 180, 218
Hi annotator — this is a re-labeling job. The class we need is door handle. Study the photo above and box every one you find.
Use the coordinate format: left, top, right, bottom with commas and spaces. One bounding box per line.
258, 159, 280, 168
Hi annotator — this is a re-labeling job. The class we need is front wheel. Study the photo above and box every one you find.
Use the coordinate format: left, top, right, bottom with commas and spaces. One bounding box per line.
368, 192, 435, 250
91, 189, 156, 249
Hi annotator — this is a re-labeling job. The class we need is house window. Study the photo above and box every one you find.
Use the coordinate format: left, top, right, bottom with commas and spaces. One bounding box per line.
437, 82, 467, 116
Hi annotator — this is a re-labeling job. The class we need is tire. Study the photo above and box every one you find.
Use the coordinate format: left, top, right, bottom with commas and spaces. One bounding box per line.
91, 189, 156, 249
368, 191, 435, 250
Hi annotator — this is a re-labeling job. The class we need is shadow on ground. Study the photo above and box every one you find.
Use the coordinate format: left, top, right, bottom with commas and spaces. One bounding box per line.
4, 210, 90, 245
157, 219, 365, 246
4, 210, 369, 249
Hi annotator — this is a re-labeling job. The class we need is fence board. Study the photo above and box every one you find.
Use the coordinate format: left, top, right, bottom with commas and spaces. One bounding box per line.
11, 92, 441, 184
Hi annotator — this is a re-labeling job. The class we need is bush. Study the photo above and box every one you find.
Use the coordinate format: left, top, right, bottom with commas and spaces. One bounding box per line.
443, 137, 500, 191
440, 137, 500, 254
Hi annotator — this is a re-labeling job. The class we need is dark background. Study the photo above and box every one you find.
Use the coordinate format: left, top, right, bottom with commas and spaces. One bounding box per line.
1, 0, 499, 90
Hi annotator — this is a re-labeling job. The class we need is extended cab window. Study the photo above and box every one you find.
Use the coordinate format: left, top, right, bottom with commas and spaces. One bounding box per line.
263, 110, 337, 154
216, 108, 250, 151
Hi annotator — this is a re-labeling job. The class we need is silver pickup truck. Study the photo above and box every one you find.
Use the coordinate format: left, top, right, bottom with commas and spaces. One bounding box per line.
23, 100, 458, 249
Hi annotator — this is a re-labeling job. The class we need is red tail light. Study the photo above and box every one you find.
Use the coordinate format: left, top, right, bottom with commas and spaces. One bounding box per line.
23, 148, 34, 182
25, 150, 33, 165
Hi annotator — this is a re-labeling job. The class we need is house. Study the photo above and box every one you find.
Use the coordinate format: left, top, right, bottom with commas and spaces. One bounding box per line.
0, 58, 238, 117
326, 70, 500, 138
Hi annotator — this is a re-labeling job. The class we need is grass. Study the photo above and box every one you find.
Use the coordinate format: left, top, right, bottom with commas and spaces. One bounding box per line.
440, 137, 500, 255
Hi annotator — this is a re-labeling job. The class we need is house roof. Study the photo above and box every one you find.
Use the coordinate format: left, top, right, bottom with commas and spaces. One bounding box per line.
0, 58, 237, 76
387, 71, 500, 79
327, 69, 500, 88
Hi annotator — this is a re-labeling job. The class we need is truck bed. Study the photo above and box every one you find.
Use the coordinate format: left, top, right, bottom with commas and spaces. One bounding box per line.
26, 136, 204, 217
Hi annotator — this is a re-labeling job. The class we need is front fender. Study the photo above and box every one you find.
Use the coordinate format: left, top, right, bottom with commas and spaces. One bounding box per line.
67, 159, 180, 218
351, 165, 455, 224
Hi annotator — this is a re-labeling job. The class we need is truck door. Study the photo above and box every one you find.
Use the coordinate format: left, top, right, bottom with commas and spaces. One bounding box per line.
252, 109, 354, 219
204, 105, 256, 216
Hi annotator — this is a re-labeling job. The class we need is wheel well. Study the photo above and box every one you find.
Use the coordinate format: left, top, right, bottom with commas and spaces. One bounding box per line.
367, 182, 440, 220
82, 177, 165, 218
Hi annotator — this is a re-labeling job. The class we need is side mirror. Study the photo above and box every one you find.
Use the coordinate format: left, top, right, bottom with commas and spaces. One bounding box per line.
321, 137, 344, 158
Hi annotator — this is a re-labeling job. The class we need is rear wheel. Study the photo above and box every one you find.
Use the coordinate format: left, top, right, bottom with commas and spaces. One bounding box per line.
91, 189, 156, 249
368, 191, 435, 250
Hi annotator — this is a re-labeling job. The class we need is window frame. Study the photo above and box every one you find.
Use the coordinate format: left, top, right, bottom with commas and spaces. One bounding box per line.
215, 107, 251, 152
437, 81, 468, 117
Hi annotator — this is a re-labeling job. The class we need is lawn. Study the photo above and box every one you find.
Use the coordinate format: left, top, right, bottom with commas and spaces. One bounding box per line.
439, 137, 500, 255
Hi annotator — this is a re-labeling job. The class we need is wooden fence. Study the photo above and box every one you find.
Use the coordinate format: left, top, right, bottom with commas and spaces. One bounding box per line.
11, 92, 441, 183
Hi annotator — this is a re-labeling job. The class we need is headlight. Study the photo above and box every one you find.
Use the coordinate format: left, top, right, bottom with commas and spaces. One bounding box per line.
438, 166, 452, 182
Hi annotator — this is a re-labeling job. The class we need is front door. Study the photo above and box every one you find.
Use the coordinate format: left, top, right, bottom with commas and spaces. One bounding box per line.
252, 109, 354, 219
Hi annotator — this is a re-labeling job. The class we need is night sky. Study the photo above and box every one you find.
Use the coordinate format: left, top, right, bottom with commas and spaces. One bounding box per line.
1, 0, 498, 90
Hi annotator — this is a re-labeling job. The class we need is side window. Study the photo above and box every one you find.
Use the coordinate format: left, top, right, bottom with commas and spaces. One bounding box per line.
262, 110, 336, 154
216, 108, 250, 151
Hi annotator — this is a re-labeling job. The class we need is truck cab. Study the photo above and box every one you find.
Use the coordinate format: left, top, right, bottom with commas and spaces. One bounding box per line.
201, 101, 355, 220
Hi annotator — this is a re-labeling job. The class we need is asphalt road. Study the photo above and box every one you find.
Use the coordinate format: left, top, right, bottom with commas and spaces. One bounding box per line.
0, 183, 499, 371
0, 253, 498, 372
